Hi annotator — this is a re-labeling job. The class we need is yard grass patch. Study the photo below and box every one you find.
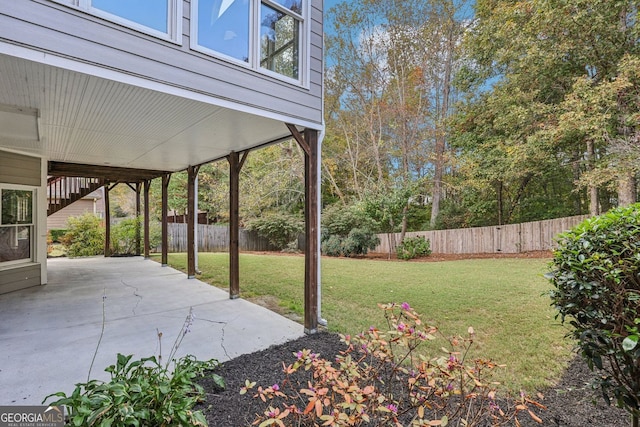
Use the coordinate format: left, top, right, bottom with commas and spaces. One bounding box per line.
154, 253, 572, 392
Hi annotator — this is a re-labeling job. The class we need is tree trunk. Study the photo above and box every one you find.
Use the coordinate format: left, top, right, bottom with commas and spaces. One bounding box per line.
429, 25, 455, 228
618, 174, 637, 207
497, 181, 504, 226
586, 140, 600, 216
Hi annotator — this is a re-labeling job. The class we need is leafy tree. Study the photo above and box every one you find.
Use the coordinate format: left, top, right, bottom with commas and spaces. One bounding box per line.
458, 0, 639, 218
325, 0, 471, 227
548, 204, 640, 427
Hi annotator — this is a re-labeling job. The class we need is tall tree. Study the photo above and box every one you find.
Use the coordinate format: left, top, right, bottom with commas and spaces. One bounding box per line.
325, 0, 470, 230
458, 0, 639, 217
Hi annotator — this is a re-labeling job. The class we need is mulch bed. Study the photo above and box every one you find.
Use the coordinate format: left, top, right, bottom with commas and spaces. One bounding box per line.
196, 332, 631, 427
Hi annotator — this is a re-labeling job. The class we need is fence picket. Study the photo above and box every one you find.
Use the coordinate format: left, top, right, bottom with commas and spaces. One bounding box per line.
373, 215, 590, 254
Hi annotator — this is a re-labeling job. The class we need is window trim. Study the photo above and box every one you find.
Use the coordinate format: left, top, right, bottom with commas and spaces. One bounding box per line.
190, 0, 309, 87
50, 0, 183, 45
0, 184, 36, 267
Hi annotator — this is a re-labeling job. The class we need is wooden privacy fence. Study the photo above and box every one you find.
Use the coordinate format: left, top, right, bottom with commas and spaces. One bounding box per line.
373, 214, 590, 255
165, 223, 280, 252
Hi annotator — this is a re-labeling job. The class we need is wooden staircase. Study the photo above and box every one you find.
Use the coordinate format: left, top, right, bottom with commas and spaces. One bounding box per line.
47, 176, 104, 216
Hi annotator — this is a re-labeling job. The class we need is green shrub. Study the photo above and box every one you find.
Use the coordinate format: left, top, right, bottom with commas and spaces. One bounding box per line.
321, 204, 376, 236
110, 217, 162, 255
49, 229, 67, 243
320, 229, 380, 257
321, 234, 343, 256
321, 205, 379, 257
396, 236, 432, 260
45, 353, 222, 427
60, 213, 104, 257
342, 228, 380, 257
548, 203, 640, 422
246, 213, 304, 250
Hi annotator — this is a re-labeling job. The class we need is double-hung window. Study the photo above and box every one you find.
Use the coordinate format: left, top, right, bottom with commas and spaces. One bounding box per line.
51, 0, 181, 42
0, 187, 35, 265
193, 0, 305, 83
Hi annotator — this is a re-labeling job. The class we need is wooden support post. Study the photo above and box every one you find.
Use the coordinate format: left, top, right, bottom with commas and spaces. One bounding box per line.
161, 173, 171, 266
104, 181, 111, 257
303, 128, 319, 334
135, 182, 142, 256
228, 151, 248, 299
288, 124, 319, 334
187, 165, 200, 278
144, 179, 151, 258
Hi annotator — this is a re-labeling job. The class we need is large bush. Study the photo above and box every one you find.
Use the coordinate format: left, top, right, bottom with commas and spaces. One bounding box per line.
548, 203, 640, 424
246, 213, 304, 251
321, 204, 379, 257
61, 213, 104, 257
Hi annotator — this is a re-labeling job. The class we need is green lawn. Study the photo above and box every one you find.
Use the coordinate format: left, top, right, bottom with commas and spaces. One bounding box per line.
153, 252, 573, 392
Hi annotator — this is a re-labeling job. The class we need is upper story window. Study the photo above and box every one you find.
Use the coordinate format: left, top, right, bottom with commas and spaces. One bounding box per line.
51, 0, 181, 43
193, 0, 306, 83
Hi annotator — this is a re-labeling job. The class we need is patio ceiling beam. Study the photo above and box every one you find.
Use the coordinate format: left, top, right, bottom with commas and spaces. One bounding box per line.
48, 161, 168, 182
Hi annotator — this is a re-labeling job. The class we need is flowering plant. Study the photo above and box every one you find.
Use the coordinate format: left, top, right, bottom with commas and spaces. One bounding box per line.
244, 303, 544, 426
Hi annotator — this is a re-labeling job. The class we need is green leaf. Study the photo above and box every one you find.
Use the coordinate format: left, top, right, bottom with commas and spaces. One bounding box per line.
622, 336, 638, 352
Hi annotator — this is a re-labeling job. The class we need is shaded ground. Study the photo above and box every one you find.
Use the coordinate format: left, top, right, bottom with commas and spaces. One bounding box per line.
197, 332, 631, 427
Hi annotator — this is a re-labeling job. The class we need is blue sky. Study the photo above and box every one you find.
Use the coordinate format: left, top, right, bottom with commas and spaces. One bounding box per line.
325, 0, 341, 10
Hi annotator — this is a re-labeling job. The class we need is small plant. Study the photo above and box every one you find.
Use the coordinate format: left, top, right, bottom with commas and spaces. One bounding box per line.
45, 353, 221, 427
60, 213, 105, 257
547, 203, 640, 427
243, 303, 543, 426
45, 302, 224, 426
396, 236, 432, 260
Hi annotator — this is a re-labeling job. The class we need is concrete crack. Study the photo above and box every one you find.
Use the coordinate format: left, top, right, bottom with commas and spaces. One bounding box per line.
198, 318, 231, 360
120, 279, 143, 316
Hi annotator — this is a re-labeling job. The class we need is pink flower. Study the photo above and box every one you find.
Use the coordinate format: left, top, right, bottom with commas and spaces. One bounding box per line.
401, 302, 411, 310
272, 383, 280, 391
397, 322, 406, 332
386, 404, 398, 413
296, 351, 303, 359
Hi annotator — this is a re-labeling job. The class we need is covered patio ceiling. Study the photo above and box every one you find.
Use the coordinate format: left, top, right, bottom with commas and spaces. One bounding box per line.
0, 54, 299, 172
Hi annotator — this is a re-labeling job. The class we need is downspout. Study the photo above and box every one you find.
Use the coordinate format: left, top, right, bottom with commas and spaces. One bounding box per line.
317, 125, 327, 327
317, 28, 327, 327
194, 175, 201, 274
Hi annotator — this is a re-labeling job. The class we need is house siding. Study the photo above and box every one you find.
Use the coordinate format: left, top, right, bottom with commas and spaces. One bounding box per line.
0, 150, 41, 186
0, 0, 323, 126
47, 198, 103, 230
0, 264, 41, 294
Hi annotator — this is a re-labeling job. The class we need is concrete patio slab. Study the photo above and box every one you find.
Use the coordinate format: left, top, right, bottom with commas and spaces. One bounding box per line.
0, 257, 304, 405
